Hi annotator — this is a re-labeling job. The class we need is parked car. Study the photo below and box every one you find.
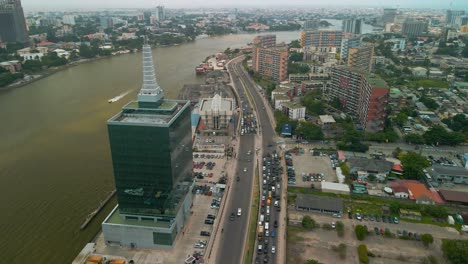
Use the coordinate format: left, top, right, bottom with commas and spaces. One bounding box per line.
375, 215, 381, 222
200, 231, 210, 236
204, 219, 214, 225
356, 213, 362, 221
393, 217, 399, 224
374, 227, 380, 235
230, 212, 235, 221
271, 246, 276, 254
331, 222, 336, 229
207, 214, 215, 220
274, 220, 278, 228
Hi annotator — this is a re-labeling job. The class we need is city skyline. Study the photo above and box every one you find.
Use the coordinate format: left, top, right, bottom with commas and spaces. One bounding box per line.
20, 0, 468, 10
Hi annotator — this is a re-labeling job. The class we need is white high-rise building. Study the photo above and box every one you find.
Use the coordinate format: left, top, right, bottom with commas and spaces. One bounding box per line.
155, 5, 165, 21
62, 15, 75, 25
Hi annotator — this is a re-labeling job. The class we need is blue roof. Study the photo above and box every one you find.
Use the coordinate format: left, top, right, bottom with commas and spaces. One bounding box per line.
281, 123, 292, 136
191, 113, 200, 127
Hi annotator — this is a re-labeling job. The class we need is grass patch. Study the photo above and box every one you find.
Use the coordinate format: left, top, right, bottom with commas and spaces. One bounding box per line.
407, 78, 449, 89
287, 225, 306, 242
243, 163, 260, 264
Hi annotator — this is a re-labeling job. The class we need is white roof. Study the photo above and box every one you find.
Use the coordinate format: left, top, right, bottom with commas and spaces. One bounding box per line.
321, 182, 350, 192
319, 115, 336, 123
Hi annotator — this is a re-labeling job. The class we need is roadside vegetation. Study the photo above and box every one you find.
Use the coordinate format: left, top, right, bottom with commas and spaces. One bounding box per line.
243, 164, 260, 264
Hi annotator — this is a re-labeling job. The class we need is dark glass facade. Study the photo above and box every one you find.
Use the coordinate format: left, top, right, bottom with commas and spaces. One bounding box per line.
108, 102, 193, 217
0, 1, 28, 43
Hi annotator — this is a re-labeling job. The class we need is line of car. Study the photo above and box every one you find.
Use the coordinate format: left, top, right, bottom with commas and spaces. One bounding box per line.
351, 212, 399, 224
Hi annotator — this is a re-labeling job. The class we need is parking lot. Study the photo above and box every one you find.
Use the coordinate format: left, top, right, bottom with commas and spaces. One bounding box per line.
287, 211, 463, 264
287, 151, 337, 188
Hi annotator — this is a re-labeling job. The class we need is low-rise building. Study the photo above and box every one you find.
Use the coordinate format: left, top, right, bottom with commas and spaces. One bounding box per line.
273, 94, 290, 110
295, 194, 344, 215
348, 157, 393, 182
427, 165, 468, 184
0, 60, 21, 73
281, 102, 306, 120
318, 115, 336, 129
199, 94, 234, 130
439, 189, 468, 206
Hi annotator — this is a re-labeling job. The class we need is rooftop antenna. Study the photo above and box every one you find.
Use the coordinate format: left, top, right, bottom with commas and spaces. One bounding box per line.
137, 36, 164, 103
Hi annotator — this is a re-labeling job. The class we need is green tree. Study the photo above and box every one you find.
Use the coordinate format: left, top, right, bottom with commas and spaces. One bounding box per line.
424, 125, 466, 146
405, 133, 425, 145
394, 112, 408, 127
336, 221, 345, 237
79, 44, 97, 58
288, 62, 310, 74
357, 244, 369, 264
22, 60, 43, 73
421, 234, 434, 247
289, 52, 304, 62
295, 122, 324, 140
420, 96, 439, 110
441, 239, 468, 264
304, 260, 323, 264
355, 225, 367, 241
289, 39, 301, 48
302, 215, 317, 229
398, 151, 431, 180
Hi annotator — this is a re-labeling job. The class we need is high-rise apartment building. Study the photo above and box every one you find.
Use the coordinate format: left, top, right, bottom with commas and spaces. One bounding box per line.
446, 10, 465, 26
300, 30, 343, 51
347, 44, 374, 72
402, 19, 428, 37
330, 66, 389, 132
454, 16, 468, 29
0, 0, 28, 43
303, 19, 319, 30
100, 16, 114, 29
62, 14, 75, 25
342, 18, 362, 34
252, 35, 288, 82
340, 36, 361, 60
382, 8, 397, 25
102, 42, 194, 249
461, 25, 468, 33
156, 5, 165, 21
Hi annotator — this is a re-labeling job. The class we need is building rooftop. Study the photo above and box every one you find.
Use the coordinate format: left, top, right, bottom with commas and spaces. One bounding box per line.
348, 157, 393, 173
295, 194, 344, 212
108, 99, 189, 126
281, 101, 304, 109
337, 66, 389, 88
439, 189, 468, 204
319, 115, 336, 124
199, 94, 234, 112
105, 206, 173, 228
430, 165, 468, 176
274, 94, 290, 101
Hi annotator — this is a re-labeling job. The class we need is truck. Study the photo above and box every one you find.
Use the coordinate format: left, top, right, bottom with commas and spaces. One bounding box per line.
257, 225, 264, 240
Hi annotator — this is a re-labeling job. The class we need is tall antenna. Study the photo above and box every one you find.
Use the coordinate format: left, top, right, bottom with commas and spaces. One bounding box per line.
137, 37, 164, 103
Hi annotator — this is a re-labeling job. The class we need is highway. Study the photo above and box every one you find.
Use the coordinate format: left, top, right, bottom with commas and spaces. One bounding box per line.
215, 58, 257, 264
218, 56, 280, 264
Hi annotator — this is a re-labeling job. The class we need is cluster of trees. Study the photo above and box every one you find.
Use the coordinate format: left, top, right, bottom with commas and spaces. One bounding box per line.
404, 125, 466, 146
21, 52, 70, 73
355, 225, 368, 241
273, 110, 323, 140
206, 25, 234, 36
389, 200, 448, 219
301, 90, 325, 115
419, 95, 439, 110
442, 239, 468, 264
268, 23, 301, 31
288, 62, 310, 74
365, 128, 399, 143
301, 216, 317, 229
442, 114, 468, 135
336, 121, 369, 152
289, 52, 304, 62
435, 41, 459, 57
0, 72, 24, 87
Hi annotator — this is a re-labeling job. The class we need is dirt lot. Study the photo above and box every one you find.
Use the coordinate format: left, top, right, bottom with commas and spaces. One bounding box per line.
287, 211, 464, 264
290, 153, 337, 188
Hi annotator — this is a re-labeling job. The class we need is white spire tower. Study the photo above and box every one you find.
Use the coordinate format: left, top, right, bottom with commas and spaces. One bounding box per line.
138, 39, 164, 103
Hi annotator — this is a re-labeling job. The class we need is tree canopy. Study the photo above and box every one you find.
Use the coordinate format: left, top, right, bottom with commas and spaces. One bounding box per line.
423, 125, 466, 146
442, 239, 468, 264
398, 151, 431, 180
295, 122, 324, 140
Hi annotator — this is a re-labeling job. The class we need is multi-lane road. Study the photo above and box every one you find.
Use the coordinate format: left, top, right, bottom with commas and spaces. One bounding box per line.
216, 56, 280, 264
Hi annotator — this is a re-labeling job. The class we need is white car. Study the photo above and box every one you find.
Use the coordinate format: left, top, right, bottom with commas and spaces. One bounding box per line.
237, 208, 242, 216
331, 222, 336, 229
243, 168, 247, 172
271, 246, 276, 254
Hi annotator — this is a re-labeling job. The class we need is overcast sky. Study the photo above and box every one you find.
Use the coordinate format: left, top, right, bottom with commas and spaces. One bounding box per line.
21, 0, 468, 10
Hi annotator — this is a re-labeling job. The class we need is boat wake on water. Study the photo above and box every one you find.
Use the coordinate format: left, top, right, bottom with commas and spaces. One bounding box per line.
108, 90, 132, 103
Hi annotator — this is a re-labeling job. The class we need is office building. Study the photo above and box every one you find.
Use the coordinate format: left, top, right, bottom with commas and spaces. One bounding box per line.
402, 20, 428, 37
330, 66, 389, 132
102, 42, 194, 249
340, 36, 361, 59
342, 18, 362, 34
446, 10, 465, 26
300, 30, 343, 51
454, 16, 468, 29
199, 94, 235, 130
347, 44, 374, 72
303, 19, 319, 30
0, 0, 28, 43
382, 8, 397, 25
252, 35, 288, 82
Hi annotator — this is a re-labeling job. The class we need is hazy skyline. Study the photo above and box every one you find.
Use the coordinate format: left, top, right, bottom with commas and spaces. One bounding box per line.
20, 0, 468, 10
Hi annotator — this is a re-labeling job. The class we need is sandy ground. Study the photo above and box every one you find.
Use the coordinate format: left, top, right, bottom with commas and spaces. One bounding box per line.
287, 211, 465, 264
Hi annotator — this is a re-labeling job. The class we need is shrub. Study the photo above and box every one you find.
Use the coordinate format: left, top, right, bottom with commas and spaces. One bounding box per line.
368, 251, 376, 257
421, 255, 438, 264
355, 225, 367, 241
336, 221, 345, 237
332, 243, 347, 259
357, 244, 369, 264
302, 215, 317, 229
441, 239, 468, 264
421, 234, 434, 247
322, 223, 333, 230
384, 228, 393, 238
